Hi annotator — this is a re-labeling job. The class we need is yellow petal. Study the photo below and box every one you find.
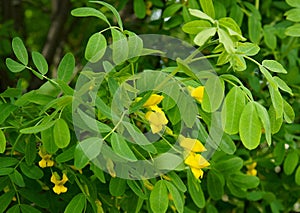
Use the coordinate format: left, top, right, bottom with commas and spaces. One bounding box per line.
185, 153, 210, 169
46, 159, 55, 167
191, 168, 204, 179
39, 159, 47, 168
53, 185, 68, 194
247, 169, 257, 176
150, 123, 162, 134
191, 86, 205, 103
61, 173, 68, 184
143, 94, 164, 107
246, 162, 257, 170
180, 137, 206, 152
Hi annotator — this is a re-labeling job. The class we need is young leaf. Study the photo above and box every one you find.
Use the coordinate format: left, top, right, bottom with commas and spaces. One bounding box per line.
57, 53, 75, 83
269, 86, 283, 119
0, 130, 6, 154
64, 193, 86, 213
189, 9, 215, 23
12, 37, 28, 65
285, 24, 300, 37
221, 86, 246, 134
262, 60, 287, 74
239, 102, 262, 150
254, 102, 272, 146
218, 28, 235, 53
32, 51, 48, 75
53, 118, 70, 148
6, 58, 26, 73
182, 20, 212, 34
273, 77, 293, 95
193, 27, 217, 47
269, 105, 283, 134
283, 100, 295, 123
199, 0, 215, 19
111, 133, 137, 161
134, 0, 146, 19
71, 7, 110, 26
283, 151, 299, 175
237, 42, 260, 56
85, 32, 107, 63
150, 180, 169, 213
285, 8, 300, 22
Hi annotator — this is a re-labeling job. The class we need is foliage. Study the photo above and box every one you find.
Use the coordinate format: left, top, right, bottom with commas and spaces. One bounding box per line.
0, 0, 300, 212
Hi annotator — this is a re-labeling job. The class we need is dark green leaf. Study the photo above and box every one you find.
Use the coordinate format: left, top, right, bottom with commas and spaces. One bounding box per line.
150, 180, 169, 213
0, 130, 6, 154
162, 4, 182, 18
0, 191, 15, 213
283, 150, 299, 175
25, 140, 36, 165
295, 165, 300, 185
9, 170, 25, 187
53, 118, 70, 148
214, 156, 243, 174
20, 120, 56, 134
20, 204, 41, 213
41, 127, 58, 154
111, 133, 137, 161
56, 145, 75, 163
134, 0, 146, 19
64, 193, 86, 213
20, 163, 44, 179
207, 170, 224, 200
0, 157, 19, 168
187, 170, 205, 208
109, 177, 126, 196
6, 205, 20, 213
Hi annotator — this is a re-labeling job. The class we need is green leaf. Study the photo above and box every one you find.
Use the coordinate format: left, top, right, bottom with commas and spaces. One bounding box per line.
20, 120, 56, 134
285, 8, 300, 22
239, 102, 262, 150
202, 75, 224, 112
214, 156, 243, 174
85, 32, 107, 63
283, 151, 299, 175
259, 66, 277, 88
162, 4, 182, 18
165, 181, 184, 213
269, 86, 283, 119
20, 204, 41, 213
109, 177, 126, 196
237, 42, 260, 56
74, 144, 89, 169
221, 86, 246, 134
56, 145, 75, 163
41, 127, 58, 154
263, 25, 277, 50
187, 170, 205, 208
71, 7, 110, 25
150, 180, 169, 213
91, 1, 123, 31
90, 162, 106, 183
20, 162, 44, 179
0, 130, 6, 154
273, 77, 293, 95
0, 191, 15, 213
283, 99, 295, 123
126, 31, 143, 61
218, 28, 235, 53
134, 0, 146, 19
32, 51, 48, 75
64, 193, 86, 213
226, 179, 247, 198
207, 170, 225, 200
248, 14, 261, 44
193, 27, 217, 46
19, 189, 49, 208
0, 157, 18, 168
77, 137, 103, 160
219, 134, 236, 155
230, 54, 246, 71
285, 24, 300, 37
254, 102, 272, 146
6, 58, 26, 73
12, 37, 28, 65
0, 103, 17, 125
262, 60, 287, 74
7, 205, 20, 213
127, 180, 147, 199
0, 167, 14, 175
295, 165, 300, 185
53, 118, 70, 148
168, 171, 187, 192
111, 29, 128, 64
111, 133, 137, 161
199, 0, 215, 19
269, 105, 283, 134
25, 140, 36, 165
219, 17, 245, 41
189, 9, 215, 23
9, 170, 25, 187
286, 0, 300, 7
154, 153, 183, 170
230, 173, 260, 188
182, 20, 212, 34
57, 53, 75, 83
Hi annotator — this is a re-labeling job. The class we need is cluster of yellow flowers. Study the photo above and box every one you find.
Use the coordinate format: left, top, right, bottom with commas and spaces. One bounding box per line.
142, 94, 168, 134
179, 136, 210, 179
246, 162, 257, 176
38, 148, 68, 195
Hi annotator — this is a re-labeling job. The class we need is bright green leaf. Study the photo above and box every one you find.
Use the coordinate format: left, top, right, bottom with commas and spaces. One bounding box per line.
189, 8, 215, 23
12, 37, 28, 65
111, 28, 128, 64
162, 4, 182, 18
77, 137, 103, 161
284, 151, 299, 175
207, 170, 225, 200
254, 102, 272, 146
134, 0, 146, 19
85, 32, 107, 63
150, 180, 169, 213
182, 20, 212, 34
283, 99, 295, 123
57, 53, 75, 83
64, 193, 86, 213
262, 60, 287, 74
269, 105, 283, 134
199, 0, 215, 19
109, 177, 126, 196
193, 27, 216, 47
165, 181, 184, 213
53, 118, 70, 148
32, 51, 48, 75
20, 120, 56, 134
6, 58, 26, 73
285, 8, 300, 22
285, 24, 300, 37
71, 7, 110, 25
202, 75, 224, 112
269, 86, 283, 119
41, 127, 58, 154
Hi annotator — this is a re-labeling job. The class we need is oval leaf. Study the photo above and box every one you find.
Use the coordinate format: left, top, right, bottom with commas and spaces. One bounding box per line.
111, 133, 137, 161
283, 151, 299, 175
254, 102, 272, 146
12, 37, 28, 65
6, 58, 26, 73
53, 118, 70, 148
64, 193, 86, 213
262, 60, 287, 74
57, 53, 75, 83
239, 102, 262, 150
85, 32, 107, 63
32, 51, 48, 75
71, 7, 110, 25
0, 130, 6, 154
150, 180, 169, 213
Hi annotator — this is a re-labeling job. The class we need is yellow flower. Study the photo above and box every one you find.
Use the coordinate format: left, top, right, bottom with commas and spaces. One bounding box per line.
143, 94, 164, 107
184, 152, 210, 179
190, 86, 205, 103
38, 150, 54, 168
50, 172, 68, 194
145, 109, 168, 134
246, 162, 257, 176
179, 136, 206, 152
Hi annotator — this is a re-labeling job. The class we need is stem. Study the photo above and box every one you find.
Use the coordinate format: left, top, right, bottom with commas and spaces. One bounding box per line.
244, 55, 261, 67
190, 54, 221, 63
103, 110, 127, 140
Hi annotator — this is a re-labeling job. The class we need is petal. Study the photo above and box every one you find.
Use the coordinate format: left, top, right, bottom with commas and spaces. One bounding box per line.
246, 162, 257, 170
184, 153, 200, 168
61, 174, 68, 184
191, 168, 204, 179
247, 169, 257, 176
46, 159, 55, 167
180, 137, 206, 152
39, 159, 47, 168
143, 94, 164, 107
195, 154, 210, 168
150, 123, 162, 134
191, 86, 204, 103
50, 174, 58, 184
53, 185, 62, 194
